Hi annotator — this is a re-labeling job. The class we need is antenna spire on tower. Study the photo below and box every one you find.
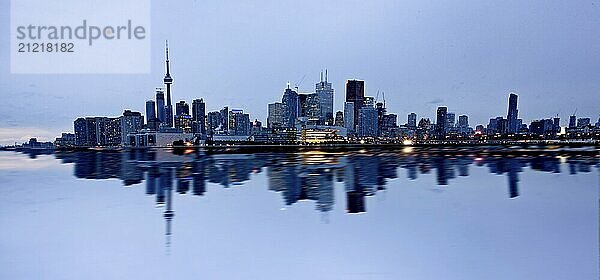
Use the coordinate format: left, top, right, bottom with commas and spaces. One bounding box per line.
165, 40, 171, 76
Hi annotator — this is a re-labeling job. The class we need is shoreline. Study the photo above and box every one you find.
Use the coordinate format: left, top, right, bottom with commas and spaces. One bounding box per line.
2, 141, 599, 155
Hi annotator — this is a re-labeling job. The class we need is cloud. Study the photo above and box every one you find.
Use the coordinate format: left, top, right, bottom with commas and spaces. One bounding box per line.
0, 127, 59, 146
427, 98, 444, 105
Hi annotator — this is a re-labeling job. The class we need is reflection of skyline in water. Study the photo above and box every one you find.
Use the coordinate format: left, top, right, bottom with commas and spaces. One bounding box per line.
19, 148, 599, 249
49, 149, 600, 212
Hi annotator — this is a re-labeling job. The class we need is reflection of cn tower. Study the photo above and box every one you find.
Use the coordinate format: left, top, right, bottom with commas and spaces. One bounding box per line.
155, 167, 175, 252
164, 169, 175, 252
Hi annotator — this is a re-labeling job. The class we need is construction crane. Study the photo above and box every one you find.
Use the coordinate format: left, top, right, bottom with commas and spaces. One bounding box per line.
294, 74, 306, 92
375, 90, 386, 108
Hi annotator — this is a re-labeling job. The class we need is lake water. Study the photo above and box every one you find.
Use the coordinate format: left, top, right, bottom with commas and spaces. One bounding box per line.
0, 148, 598, 279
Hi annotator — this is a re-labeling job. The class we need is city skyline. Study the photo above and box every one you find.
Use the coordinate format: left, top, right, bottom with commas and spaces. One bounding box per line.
1, 0, 599, 145
5, 40, 599, 148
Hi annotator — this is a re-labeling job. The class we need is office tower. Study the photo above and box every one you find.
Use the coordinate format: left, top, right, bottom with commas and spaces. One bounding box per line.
381, 114, 397, 132
334, 111, 344, 127
145, 100, 157, 130
446, 112, 456, 130
299, 93, 320, 122
344, 102, 355, 132
529, 119, 554, 135
232, 111, 250, 136
220, 106, 230, 133
596, 117, 600, 128
345, 80, 365, 127
487, 118, 497, 132
175, 101, 189, 116
316, 70, 334, 125
458, 115, 468, 127
191, 99, 206, 134
553, 117, 560, 133
577, 118, 591, 127
281, 85, 299, 127
407, 113, 417, 128
146, 100, 156, 123
357, 104, 378, 137
298, 94, 308, 117
155, 88, 166, 125
497, 117, 508, 134
267, 102, 285, 129
163, 42, 174, 128
507, 93, 519, 133
120, 110, 144, 145
376, 102, 386, 136
568, 115, 576, 128
207, 111, 222, 134
435, 106, 448, 139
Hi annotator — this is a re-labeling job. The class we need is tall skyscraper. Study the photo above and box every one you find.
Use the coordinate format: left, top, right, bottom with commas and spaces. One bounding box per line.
435, 106, 448, 139
446, 112, 456, 131
345, 80, 365, 127
568, 115, 577, 128
220, 106, 230, 133
315, 70, 334, 125
231, 111, 250, 136
344, 102, 355, 133
191, 99, 206, 134
299, 93, 320, 122
357, 104, 378, 137
163, 41, 174, 127
267, 102, 284, 129
155, 88, 166, 125
376, 102, 386, 136
407, 113, 417, 128
551, 117, 560, 133
207, 111, 222, 134
458, 115, 469, 127
281, 85, 299, 128
507, 93, 518, 133
146, 100, 157, 130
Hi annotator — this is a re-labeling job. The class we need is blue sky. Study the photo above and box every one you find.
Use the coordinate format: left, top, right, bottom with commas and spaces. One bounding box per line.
1, 0, 599, 144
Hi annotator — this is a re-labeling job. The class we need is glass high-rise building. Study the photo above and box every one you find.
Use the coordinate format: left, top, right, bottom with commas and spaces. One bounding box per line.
146, 100, 157, 130
408, 113, 417, 128
315, 70, 334, 125
507, 93, 519, 133
345, 80, 365, 127
281, 85, 299, 128
192, 99, 206, 134
267, 102, 285, 129
344, 102, 355, 133
458, 115, 469, 127
436, 106, 448, 139
155, 88, 166, 125
357, 104, 378, 137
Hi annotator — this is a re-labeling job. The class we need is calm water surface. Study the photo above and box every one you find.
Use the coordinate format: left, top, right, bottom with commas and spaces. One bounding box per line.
0, 148, 598, 279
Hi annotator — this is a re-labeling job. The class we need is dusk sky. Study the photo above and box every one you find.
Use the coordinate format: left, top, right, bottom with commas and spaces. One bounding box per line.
1, 0, 599, 144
